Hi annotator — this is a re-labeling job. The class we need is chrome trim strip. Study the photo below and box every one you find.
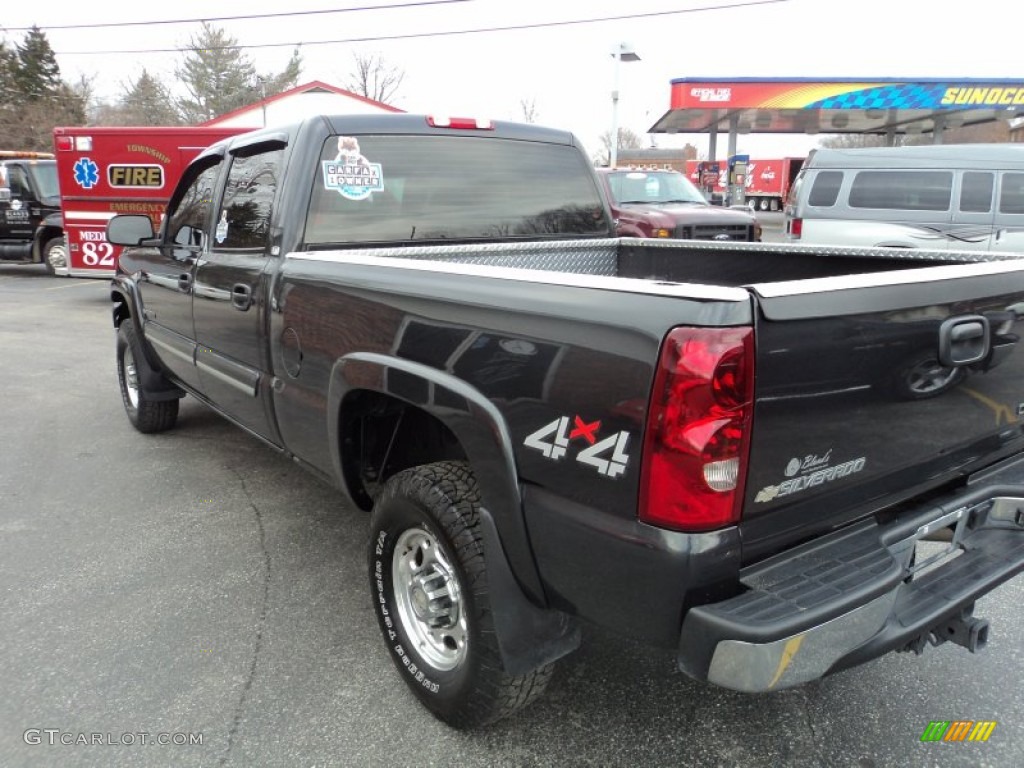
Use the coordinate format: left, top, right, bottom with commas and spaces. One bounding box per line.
286, 247, 750, 303
195, 354, 259, 397
147, 331, 194, 367
752, 258, 1024, 299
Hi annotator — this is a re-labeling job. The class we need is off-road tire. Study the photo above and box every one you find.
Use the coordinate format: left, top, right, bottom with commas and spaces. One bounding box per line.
116, 322, 179, 433
369, 461, 553, 728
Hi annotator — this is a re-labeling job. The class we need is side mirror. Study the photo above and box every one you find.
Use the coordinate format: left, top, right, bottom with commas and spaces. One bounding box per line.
0, 187, 11, 202
107, 214, 155, 246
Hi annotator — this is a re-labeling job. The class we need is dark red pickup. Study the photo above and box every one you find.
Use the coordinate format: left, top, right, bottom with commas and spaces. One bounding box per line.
596, 166, 761, 241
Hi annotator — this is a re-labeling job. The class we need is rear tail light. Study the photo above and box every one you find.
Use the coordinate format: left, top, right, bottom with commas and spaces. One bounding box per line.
789, 217, 802, 239
639, 327, 754, 532
426, 116, 494, 130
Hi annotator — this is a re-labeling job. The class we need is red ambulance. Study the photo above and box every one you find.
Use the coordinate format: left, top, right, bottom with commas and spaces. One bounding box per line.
52, 126, 245, 277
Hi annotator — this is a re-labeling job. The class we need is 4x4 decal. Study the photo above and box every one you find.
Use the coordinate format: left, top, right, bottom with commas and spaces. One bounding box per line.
524, 415, 631, 478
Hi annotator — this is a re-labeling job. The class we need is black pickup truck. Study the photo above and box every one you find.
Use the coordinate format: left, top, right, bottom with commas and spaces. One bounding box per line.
107, 114, 1024, 728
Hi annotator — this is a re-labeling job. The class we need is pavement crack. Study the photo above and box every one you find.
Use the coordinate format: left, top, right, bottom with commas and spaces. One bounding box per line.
218, 466, 271, 768
797, 687, 824, 765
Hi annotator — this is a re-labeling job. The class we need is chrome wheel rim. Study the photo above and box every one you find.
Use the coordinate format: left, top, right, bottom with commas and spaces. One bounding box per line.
122, 346, 140, 409
46, 244, 67, 270
392, 526, 467, 671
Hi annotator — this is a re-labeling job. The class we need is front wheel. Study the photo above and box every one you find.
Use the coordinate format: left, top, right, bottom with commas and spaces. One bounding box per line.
116, 322, 179, 433
369, 461, 553, 728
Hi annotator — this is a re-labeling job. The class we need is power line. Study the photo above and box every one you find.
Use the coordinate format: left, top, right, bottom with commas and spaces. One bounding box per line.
52, 0, 788, 56
1, 0, 473, 33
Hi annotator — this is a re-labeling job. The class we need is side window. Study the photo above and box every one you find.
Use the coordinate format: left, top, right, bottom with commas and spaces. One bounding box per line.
808, 171, 842, 207
999, 172, 1024, 215
7, 166, 31, 198
960, 172, 993, 213
215, 149, 283, 250
849, 171, 952, 211
166, 163, 221, 256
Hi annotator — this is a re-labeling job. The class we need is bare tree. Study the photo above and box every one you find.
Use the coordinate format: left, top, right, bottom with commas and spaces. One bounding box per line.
519, 97, 538, 124
594, 127, 645, 166
346, 52, 404, 105
93, 70, 183, 126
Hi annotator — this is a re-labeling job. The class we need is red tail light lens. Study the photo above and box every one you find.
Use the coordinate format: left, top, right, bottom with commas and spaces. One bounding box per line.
639, 327, 754, 532
789, 217, 802, 239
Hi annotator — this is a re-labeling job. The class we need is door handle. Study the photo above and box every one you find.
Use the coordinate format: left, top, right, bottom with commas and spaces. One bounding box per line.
178, 273, 192, 291
231, 283, 253, 311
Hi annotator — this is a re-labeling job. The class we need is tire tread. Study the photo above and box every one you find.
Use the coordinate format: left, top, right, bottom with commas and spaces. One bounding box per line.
373, 461, 553, 728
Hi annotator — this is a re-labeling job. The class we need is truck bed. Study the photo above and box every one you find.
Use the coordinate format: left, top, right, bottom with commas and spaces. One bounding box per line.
288, 236, 1024, 567
306, 236, 1009, 286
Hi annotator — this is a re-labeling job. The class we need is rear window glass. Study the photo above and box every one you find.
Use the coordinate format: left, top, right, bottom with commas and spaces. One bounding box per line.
305, 135, 608, 245
999, 172, 1024, 215
808, 171, 842, 207
849, 170, 952, 211
960, 172, 993, 213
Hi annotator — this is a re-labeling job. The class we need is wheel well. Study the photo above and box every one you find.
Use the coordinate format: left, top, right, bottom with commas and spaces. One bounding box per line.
112, 296, 130, 328
340, 390, 467, 510
33, 226, 64, 261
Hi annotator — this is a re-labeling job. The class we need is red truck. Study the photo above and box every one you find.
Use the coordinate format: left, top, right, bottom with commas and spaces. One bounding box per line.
686, 157, 805, 211
595, 167, 760, 242
52, 126, 244, 277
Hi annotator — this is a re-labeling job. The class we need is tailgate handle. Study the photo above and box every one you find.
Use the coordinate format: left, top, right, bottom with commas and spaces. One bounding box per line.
939, 315, 989, 366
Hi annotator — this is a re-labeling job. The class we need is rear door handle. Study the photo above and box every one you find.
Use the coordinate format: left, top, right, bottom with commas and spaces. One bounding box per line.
232, 283, 253, 311
178, 273, 192, 292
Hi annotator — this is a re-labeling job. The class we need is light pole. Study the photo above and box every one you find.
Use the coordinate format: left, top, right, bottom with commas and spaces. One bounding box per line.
609, 42, 640, 168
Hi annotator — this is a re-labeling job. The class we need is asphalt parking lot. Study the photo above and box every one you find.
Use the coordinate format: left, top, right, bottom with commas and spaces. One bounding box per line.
1, 263, 1022, 768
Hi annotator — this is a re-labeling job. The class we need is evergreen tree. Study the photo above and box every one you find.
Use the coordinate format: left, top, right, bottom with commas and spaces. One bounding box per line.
13, 26, 62, 101
0, 28, 84, 150
175, 23, 302, 123
260, 48, 302, 98
0, 41, 17, 101
121, 70, 182, 125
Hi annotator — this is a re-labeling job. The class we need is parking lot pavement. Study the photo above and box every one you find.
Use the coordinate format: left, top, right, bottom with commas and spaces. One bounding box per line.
1, 265, 1022, 768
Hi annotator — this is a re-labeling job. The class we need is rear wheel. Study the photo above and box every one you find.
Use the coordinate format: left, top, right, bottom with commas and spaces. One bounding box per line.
116, 322, 179, 433
890, 352, 967, 400
369, 461, 553, 728
42, 236, 67, 275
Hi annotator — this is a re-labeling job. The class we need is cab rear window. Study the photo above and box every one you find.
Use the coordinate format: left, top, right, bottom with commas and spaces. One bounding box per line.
305, 135, 608, 246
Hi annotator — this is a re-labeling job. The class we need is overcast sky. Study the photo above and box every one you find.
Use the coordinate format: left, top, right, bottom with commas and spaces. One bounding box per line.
2, 0, 1021, 159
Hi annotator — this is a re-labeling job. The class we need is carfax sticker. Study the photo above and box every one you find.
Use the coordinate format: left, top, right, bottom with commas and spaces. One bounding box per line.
321, 136, 383, 201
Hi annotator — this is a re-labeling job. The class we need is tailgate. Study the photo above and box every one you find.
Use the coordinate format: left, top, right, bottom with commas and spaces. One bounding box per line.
741, 260, 1024, 559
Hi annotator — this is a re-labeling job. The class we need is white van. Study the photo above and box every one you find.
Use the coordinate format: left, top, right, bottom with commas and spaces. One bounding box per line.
785, 144, 1024, 253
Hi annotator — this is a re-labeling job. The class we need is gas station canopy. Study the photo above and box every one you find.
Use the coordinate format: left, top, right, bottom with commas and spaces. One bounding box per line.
649, 77, 1024, 139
